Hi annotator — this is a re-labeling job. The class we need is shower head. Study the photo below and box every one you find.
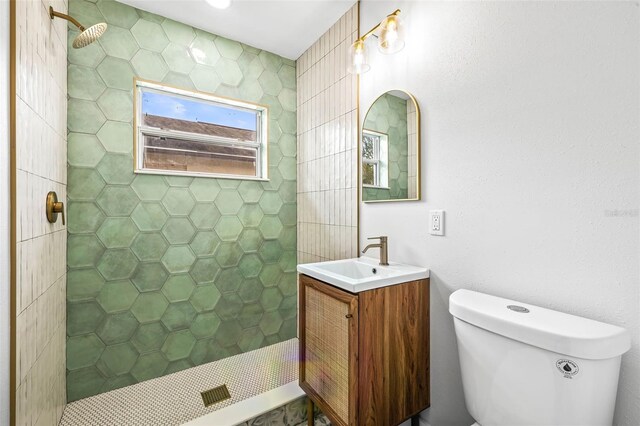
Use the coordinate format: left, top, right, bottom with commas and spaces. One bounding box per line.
49, 6, 107, 49
72, 23, 108, 48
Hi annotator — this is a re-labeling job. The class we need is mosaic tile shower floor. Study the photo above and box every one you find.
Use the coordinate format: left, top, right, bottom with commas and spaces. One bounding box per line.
60, 339, 305, 425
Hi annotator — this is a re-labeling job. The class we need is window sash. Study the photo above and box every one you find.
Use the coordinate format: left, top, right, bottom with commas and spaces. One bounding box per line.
143, 142, 257, 161
362, 162, 379, 187
140, 126, 262, 151
362, 131, 384, 187
362, 135, 380, 162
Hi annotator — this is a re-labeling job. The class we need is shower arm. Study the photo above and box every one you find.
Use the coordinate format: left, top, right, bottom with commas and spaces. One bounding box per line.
49, 6, 85, 32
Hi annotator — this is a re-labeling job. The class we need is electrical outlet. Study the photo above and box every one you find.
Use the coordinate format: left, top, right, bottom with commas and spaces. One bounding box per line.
429, 210, 444, 236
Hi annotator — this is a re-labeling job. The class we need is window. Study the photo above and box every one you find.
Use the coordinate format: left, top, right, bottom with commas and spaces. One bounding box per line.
134, 79, 268, 180
362, 130, 388, 188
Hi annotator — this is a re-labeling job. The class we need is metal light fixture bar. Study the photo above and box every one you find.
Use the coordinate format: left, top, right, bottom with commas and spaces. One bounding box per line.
348, 9, 405, 74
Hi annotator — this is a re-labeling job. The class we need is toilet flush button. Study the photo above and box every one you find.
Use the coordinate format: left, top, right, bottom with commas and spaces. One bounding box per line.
507, 305, 530, 313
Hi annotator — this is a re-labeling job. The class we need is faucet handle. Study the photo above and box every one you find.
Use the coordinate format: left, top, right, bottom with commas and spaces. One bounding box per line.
367, 236, 387, 241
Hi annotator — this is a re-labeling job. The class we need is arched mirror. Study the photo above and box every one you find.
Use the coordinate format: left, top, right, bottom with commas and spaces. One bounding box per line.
361, 90, 420, 202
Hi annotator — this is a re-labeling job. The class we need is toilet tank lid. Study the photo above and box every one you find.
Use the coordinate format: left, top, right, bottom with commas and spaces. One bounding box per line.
449, 289, 631, 360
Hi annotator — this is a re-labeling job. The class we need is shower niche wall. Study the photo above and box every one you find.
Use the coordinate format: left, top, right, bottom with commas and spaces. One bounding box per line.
66, 0, 297, 401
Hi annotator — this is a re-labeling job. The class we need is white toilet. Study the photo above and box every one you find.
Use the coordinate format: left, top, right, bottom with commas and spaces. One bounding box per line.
449, 289, 631, 426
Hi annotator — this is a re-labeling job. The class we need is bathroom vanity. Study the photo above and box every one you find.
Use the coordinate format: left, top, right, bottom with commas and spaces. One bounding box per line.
297, 258, 430, 426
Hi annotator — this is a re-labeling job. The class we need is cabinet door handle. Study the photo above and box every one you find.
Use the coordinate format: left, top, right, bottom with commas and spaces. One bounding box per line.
345, 314, 353, 319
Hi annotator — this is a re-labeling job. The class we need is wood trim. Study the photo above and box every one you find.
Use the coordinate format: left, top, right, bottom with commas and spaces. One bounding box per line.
9, 0, 17, 424
348, 289, 359, 426
300, 274, 357, 304
298, 274, 306, 384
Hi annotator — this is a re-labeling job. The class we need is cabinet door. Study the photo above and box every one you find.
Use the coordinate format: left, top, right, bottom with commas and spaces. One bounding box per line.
299, 275, 358, 426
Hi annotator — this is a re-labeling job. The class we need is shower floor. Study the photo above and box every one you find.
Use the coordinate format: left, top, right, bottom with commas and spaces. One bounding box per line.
59, 339, 299, 426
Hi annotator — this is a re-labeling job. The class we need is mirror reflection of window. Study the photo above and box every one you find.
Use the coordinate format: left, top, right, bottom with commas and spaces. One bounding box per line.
362, 130, 388, 188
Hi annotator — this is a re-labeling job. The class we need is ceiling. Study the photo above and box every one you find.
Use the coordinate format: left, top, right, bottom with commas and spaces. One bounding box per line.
118, 0, 357, 60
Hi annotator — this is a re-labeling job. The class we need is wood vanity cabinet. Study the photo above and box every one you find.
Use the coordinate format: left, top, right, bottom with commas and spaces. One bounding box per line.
298, 274, 430, 426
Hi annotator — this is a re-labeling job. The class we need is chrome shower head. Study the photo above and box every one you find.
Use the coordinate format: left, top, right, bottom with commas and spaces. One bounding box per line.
49, 6, 107, 49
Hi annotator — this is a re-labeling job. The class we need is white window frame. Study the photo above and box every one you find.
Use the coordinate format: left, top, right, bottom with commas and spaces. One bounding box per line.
134, 79, 269, 181
362, 129, 389, 189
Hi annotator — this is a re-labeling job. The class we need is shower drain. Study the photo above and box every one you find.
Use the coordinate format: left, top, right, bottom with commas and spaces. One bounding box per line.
201, 384, 231, 407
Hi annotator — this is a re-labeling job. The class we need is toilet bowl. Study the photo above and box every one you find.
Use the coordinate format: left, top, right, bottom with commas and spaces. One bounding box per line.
449, 289, 630, 426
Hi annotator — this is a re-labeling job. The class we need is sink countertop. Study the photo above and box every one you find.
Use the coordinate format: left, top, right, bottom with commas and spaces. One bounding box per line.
297, 257, 429, 293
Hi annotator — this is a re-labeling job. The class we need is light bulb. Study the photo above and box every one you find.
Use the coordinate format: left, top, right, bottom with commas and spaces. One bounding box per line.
347, 39, 370, 74
205, 0, 231, 10
378, 14, 405, 54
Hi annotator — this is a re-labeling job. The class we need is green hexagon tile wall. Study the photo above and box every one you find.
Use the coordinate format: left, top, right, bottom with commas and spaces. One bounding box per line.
66, 0, 297, 401
362, 93, 409, 201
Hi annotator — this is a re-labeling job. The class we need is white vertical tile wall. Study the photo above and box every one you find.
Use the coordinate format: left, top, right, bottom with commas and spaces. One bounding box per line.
13, 0, 68, 424
296, 4, 359, 264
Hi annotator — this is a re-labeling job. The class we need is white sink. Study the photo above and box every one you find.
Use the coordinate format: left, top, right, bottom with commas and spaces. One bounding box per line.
297, 257, 429, 293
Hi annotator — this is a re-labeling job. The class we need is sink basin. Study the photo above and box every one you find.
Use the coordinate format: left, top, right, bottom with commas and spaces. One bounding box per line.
297, 257, 429, 293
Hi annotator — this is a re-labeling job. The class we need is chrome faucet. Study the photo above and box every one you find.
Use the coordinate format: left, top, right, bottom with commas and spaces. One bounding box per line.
362, 236, 389, 265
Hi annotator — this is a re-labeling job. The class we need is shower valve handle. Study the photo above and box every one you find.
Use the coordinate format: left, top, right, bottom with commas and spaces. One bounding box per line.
46, 191, 65, 225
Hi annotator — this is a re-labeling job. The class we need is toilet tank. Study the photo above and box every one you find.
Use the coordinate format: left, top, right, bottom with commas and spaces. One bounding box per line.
449, 289, 630, 426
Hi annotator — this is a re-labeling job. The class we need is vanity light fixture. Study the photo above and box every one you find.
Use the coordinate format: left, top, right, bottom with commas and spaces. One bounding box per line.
348, 9, 406, 74
205, 0, 232, 10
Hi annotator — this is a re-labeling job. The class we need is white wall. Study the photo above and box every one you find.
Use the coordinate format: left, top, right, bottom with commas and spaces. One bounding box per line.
0, 0, 10, 424
359, 1, 639, 425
